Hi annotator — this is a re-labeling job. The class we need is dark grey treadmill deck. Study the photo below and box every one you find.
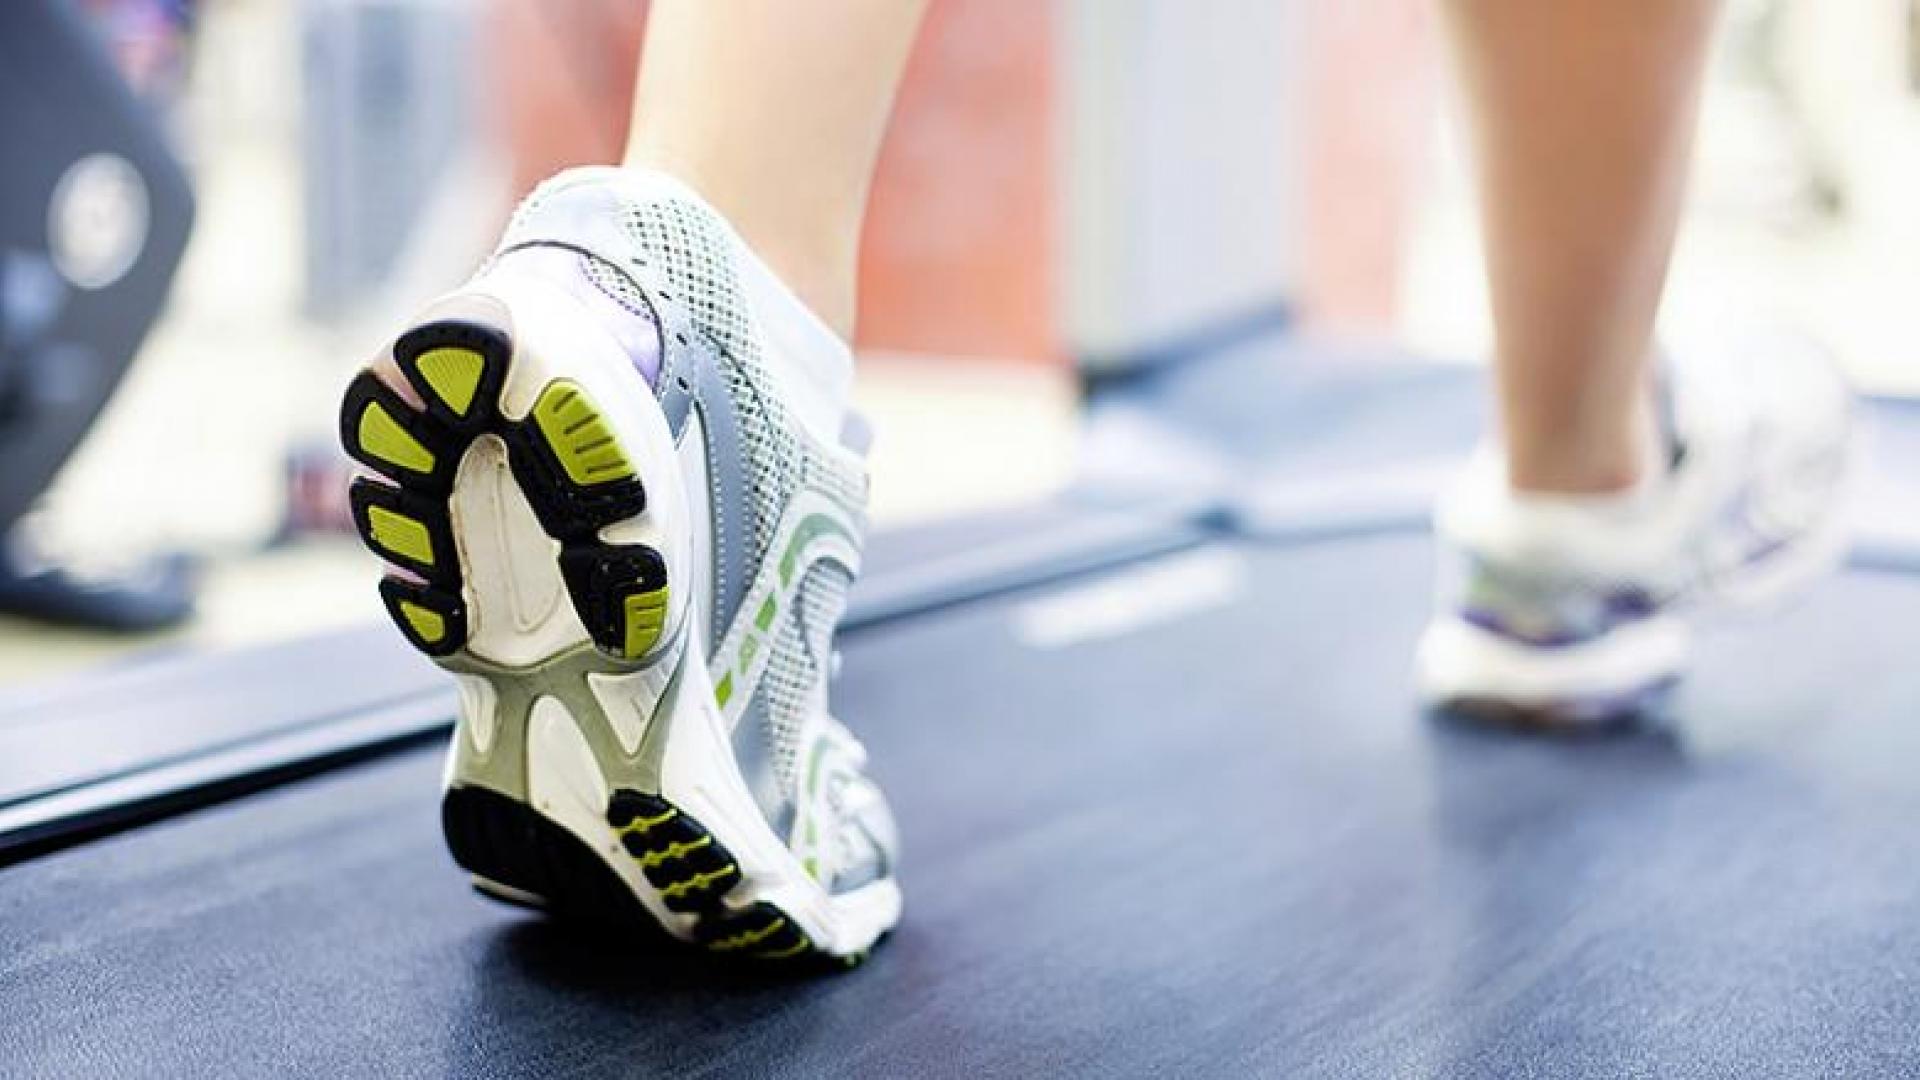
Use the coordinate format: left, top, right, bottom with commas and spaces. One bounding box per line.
9, 534, 1920, 1078
0, 497, 1206, 862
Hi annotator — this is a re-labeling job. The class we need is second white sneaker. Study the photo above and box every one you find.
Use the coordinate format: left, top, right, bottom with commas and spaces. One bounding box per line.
1416, 337, 1854, 725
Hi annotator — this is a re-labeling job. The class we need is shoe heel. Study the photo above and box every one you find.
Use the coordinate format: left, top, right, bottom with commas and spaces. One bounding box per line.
340, 309, 514, 659
341, 291, 678, 668
441, 785, 664, 933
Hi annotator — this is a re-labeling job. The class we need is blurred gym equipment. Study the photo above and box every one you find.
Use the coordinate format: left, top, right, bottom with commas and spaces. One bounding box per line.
0, 0, 196, 630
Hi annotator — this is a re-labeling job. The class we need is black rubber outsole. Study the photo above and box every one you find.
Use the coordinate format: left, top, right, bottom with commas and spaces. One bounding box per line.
444, 785, 850, 967
441, 785, 666, 939
602, 790, 827, 963
338, 318, 663, 661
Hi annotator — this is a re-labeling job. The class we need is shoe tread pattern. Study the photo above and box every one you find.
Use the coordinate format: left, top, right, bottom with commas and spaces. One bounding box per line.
339, 319, 663, 663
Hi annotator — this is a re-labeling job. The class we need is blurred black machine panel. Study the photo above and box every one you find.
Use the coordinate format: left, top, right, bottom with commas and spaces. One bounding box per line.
0, 0, 194, 537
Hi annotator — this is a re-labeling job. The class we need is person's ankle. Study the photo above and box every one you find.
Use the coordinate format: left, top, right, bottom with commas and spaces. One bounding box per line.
1505, 395, 1666, 498
1506, 454, 1648, 497
586, 159, 857, 440
616, 153, 860, 341
1505, 434, 1665, 499
748, 236, 858, 343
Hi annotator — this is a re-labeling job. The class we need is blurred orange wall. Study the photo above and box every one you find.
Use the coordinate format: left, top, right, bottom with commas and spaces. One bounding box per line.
493, 0, 648, 196
1298, 0, 1439, 336
855, 2, 1057, 363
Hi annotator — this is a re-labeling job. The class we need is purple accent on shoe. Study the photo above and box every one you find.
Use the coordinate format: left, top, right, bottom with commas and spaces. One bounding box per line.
1601, 589, 1658, 620
1462, 585, 1659, 650
1715, 484, 1795, 573
493, 246, 663, 387
1460, 607, 1587, 649
839, 411, 873, 456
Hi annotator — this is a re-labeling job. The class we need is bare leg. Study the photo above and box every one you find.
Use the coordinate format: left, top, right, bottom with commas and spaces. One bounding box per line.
1443, 0, 1720, 494
625, 0, 928, 340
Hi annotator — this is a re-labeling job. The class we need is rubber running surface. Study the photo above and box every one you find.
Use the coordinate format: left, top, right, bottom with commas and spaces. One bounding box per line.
0, 497, 1204, 863
9, 535, 1920, 1077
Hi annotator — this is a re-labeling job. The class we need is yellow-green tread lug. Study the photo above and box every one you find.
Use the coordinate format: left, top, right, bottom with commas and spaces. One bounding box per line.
365, 505, 435, 567
755, 939, 812, 962
708, 917, 789, 953
377, 577, 464, 657
699, 900, 831, 964
622, 587, 670, 658
633, 836, 713, 870
531, 380, 635, 487
356, 400, 436, 474
659, 863, 740, 902
397, 601, 447, 644
615, 807, 679, 836
412, 346, 486, 417
604, 791, 843, 964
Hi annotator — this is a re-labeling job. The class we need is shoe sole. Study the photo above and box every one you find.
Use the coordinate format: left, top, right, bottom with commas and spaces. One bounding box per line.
340, 285, 895, 966
1414, 613, 1689, 728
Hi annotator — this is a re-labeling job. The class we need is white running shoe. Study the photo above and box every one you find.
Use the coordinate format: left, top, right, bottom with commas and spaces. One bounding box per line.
339, 168, 899, 965
1416, 338, 1854, 725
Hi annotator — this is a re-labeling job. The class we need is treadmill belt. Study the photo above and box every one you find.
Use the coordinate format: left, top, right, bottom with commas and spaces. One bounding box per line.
0, 497, 1206, 863
9, 534, 1920, 1077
